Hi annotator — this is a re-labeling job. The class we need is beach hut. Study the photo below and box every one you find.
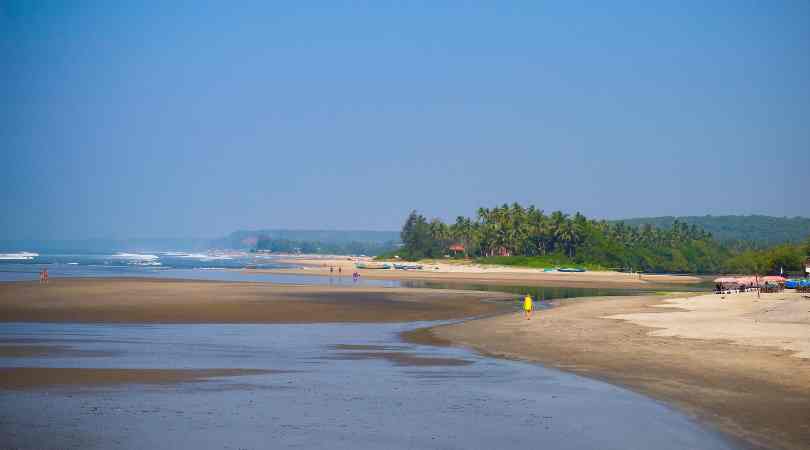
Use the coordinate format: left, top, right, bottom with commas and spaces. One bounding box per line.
448, 243, 465, 257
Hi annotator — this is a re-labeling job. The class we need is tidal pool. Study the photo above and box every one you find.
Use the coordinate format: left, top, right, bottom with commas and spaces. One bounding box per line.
0, 322, 736, 450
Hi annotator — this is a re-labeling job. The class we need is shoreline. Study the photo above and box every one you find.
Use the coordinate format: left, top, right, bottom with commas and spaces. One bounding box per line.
247, 256, 706, 289
404, 293, 810, 450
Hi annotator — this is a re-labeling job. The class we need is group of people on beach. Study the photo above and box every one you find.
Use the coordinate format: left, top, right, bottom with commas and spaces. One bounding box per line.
327, 264, 361, 283
39, 267, 49, 283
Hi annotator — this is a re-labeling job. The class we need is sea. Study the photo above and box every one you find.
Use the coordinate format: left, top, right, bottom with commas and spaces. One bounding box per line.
0, 251, 403, 286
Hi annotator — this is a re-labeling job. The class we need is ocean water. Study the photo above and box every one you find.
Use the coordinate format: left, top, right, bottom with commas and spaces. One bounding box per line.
0, 322, 737, 450
0, 251, 290, 273
0, 252, 401, 287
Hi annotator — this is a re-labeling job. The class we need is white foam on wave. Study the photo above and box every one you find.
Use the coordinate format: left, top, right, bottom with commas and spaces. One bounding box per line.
111, 253, 159, 261
133, 261, 162, 266
0, 252, 39, 260
201, 255, 233, 261
161, 252, 228, 260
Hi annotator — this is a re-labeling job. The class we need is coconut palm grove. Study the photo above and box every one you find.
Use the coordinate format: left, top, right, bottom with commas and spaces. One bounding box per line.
396, 204, 810, 275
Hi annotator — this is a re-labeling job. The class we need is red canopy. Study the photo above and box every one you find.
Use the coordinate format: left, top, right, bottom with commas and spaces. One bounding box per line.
713, 277, 738, 283
762, 275, 786, 283
735, 276, 759, 285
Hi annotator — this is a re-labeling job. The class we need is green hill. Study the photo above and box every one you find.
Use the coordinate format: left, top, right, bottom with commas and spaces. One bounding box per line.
614, 215, 810, 246
224, 229, 399, 246
218, 229, 401, 255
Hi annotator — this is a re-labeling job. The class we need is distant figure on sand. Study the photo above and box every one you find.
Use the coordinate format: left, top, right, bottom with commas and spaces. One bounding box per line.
523, 294, 533, 320
40, 268, 49, 284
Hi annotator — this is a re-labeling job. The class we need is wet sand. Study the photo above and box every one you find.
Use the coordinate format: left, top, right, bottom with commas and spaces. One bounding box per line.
0, 344, 117, 358
408, 294, 810, 450
0, 367, 272, 390
256, 256, 703, 289
324, 349, 473, 366
0, 278, 515, 324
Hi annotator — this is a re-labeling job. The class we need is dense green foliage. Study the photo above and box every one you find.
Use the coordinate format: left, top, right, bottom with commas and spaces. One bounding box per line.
224, 229, 399, 255
476, 255, 608, 271
254, 236, 398, 256
614, 215, 810, 247
398, 205, 810, 274
724, 240, 810, 275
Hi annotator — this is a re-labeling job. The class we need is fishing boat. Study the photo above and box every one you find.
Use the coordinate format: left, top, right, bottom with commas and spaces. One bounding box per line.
394, 263, 423, 270
558, 267, 586, 273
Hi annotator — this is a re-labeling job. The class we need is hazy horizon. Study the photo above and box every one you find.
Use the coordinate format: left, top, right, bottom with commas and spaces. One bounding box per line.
3, 2, 809, 240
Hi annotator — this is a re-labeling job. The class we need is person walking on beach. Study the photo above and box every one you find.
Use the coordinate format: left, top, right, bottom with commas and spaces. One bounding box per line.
523, 293, 533, 320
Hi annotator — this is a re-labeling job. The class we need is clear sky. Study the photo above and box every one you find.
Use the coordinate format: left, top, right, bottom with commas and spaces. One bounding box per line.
2, 1, 809, 239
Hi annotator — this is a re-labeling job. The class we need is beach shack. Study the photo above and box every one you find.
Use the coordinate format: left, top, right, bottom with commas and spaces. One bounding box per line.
448, 243, 465, 257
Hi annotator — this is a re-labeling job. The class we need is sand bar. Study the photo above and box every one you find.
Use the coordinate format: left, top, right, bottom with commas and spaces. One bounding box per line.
410, 293, 810, 450
0, 278, 515, 323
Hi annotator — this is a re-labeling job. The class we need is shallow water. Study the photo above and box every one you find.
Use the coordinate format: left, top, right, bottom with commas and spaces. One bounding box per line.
0, 322, 736, 450
0, 261, 401, 287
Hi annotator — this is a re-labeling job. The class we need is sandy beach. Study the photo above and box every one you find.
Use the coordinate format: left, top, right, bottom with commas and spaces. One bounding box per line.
411, 292, 810, 450
254, 256, 704, 289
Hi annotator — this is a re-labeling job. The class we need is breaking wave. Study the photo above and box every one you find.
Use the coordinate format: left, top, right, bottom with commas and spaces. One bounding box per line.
0, 252, 39, 260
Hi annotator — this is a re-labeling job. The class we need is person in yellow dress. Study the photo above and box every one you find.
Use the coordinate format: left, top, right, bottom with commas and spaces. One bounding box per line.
523, 294, 533, 320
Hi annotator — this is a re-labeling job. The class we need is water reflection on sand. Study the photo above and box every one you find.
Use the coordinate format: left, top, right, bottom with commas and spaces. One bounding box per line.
0, 322, 736, 450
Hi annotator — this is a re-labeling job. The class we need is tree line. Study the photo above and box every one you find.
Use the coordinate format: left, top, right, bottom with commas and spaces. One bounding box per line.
397, 204, 810, 274
254, 236, 397, 256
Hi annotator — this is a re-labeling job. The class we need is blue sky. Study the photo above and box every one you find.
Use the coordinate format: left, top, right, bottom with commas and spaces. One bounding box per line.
2, 1, 808, 239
